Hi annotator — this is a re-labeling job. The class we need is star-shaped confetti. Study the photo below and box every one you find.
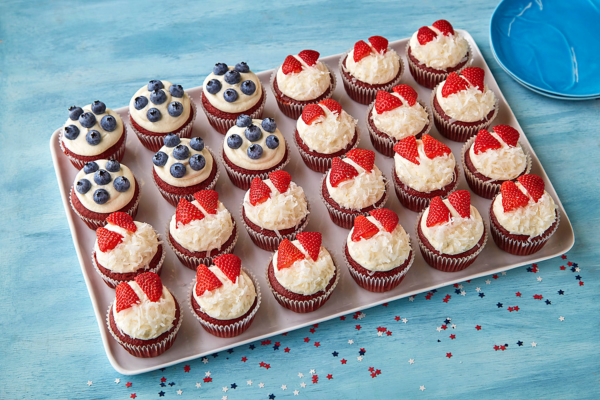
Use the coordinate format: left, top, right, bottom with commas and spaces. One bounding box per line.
409, 359, 415, 364
559, 316, 565, 321
420, 386, 426, 391
87, 381, 92, 387
114, 379, 120, 384
196, 383, 202, 388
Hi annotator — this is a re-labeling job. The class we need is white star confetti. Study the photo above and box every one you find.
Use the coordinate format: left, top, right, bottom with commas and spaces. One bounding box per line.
87, 381, 93, 387
222, 396, 227, 400
114, 379, 120, 384
177, 389, 183, 395
202, 357, 209, 364
298, 373, 304, 378
205, 371, 211, 377
348, 339, 354, 344
377, 331, 383, 336
294, 390, 300, 395
222, 387, 228, 392
451, 324, 457, 329
559, 316, 565, 321
537, 276, 543, 282
310, 369, 315, 374
460, 291, 466, 296
358, 313, 366, 320
420, 385, 426, 391
458, 284, 464, 289
409, 359, 415, 364
281, 385, 287, 390
575, 267, 581, 272
409, 297, 415, 302
485, 279, 491, 284
357, 356, 363, 361
247, 380, 253, 386
301, 382, 307, 388
436, 326, 443, 332
196, 383, 202, 388
531, 342, 537, 347
259, 383, 265, 388
402, 318, 408, 323
501, 271, 507, 275
476, 287, 481, 292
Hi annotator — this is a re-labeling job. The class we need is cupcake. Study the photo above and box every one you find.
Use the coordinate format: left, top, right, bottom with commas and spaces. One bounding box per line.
222, 116, 290, 190
431, 67, 499, 142
416, 190, 487, 272
344, 209, 414, 292
320, 149, 389, 229
92, 212, 165, 289
129, 80, 196, 151
490, 175, 560, 255
406, 19, 471, 89
59, 101, 127, 170
201, 62, 266, 135
462, 125, 531, 199
266, 233, 339, 313
242, 171, 310, 251
106, 272, 182, 358
70, 160, 140, 230
189, 255, 260, 338
167, 190, 238, 270
392, 135, 459, 212
271, 50, 336, 119
366, 85, 433, 157
294, 99, 359, 173
152, 134, 219, 206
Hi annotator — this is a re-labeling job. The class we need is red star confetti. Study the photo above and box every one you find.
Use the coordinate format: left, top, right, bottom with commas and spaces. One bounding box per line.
580, 281, 584, 286
314, 342, 320, 348
533, 294, 543, 300
284, 347, 290, 353
355, 325, 362, 331
261, 340, 271, 346
568, 261, 573, 266
516, 292, 522, 297
395, 316, 400, 321
275, 342, 280, 346
369, 367, 375, 372
383, 303, 388, 307
341, 359, 347, 364
184, 365, 191, 372
560, 266, 566, 270
454, 283, 459, 287
441, 325, 448, 330
126, 382, 132, 388
475, 325, 482, 330
241, 357, 247, 362
203, 377, 212, 383
327, 374, 333, 380
309, 328, 316, 333
494, 345, 500, 351
493, 274, 499, 279
377, 327, 387, 332
500, 345, 506, 351
446, 353, 453, 358
304, 337, 310, 343
450, 334, 456, 339
161, 377, 166, 383
562, 255, 567, 259
282, 332, 288, 336
340, 316, 346, 321
386, 331, 392, 336
130, 394, 136, 399
312, 375, 318, 384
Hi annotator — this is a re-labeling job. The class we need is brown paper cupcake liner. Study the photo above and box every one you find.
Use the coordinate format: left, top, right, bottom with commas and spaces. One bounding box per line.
392, 165, 460, 213
200, 91, 267, 135
58, 125, 128, 170
405, 41, 473, 89
293, 128, 360, 173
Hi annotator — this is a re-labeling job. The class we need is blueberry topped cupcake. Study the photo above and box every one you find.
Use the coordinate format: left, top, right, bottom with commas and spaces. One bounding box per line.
59, 101, 126, 169
129, 80, 196, 151
201, 62, 266, 134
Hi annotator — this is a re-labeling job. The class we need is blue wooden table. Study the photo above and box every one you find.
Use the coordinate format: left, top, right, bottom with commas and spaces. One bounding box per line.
1, 0, 598, 398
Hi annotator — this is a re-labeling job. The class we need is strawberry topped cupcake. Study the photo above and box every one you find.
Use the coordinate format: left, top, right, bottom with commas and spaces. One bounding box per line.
392, 135, 459, 212
366, 85, 433, 157
340, 36, 403, 104
490, 175, 559, 255
462, 126, 531, 199
407, 20, 471, 89
294, 99, 359, 173
417, 191, 487, 272
242, 171, 310, 251
321, 149, 389, 229
432, 67, 499, 142
271, 50, 336, 119
267, 233, 339, 313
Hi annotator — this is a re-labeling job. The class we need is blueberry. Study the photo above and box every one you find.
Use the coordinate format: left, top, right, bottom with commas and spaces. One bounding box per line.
170, 163, 186, 178
94, 169, 112, 185
83, 161, 99, 174
261, 118, 277, 133
134, 96, 149, 110
213, 63, 228, 75
240, 80, 256, 95
227, 134, 243, 149
206, 79, 222, 94
147, 108, 162, 122
148, 80, 164, 91
236, 114, 252, 127
168, 101, 184, 117
163, 133, 180, 147
223, 89, 238, 103
69, 106, 84, 121
189, 154, 206, 171
169, 84, 184, 98
76, 179, 91, 194
64, 125, 80, 140
190, 137, 204, 151
91, 100, 106, 115
105, 160, 120, 172
93, 189, 110, 204
247, 144, 263, 159
224, 70, 241, 85
113, 176, 130, 192
150, 89, 167, 105
153, 151, 168, 167
245, 124, 262, 142
235, 62, 250, 73
86, 130, 102, 145
100, 115, 117, 132
79, 112, 96, 128
173, 144, 190, 160
266, 135, 280, 149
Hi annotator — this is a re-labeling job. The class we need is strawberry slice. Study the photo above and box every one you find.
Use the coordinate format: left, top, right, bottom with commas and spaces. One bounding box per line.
296, 232, 322, 261
134, 272, 162, 302
105, 212, 137, 233
417, 26, 438, 45
97, 227, 124, 252
346, 149, 375, 173
461, 67, 485, 92
269, 170, 292, 194
301, 104, 326, 125
353, 40, 372, 62
393, 135, 420, 165
473, 129, 502, 155
432, 19, 454, 36
501, 181, 530, 212
426, 197, 451, 227
213, 254, 241, 283
195, 264, 223, 296
115, 282, 140, 313
351, 215, 380, 242
392, 84, 418, 106
369, 208, 399, 233
282, 55, 303, 75
298, 50, 320, 66
368, 35, 388, 54
319, 99, 342, 116
276, 239, 305, 269
493, 125, 519, 147
375, 90, 403, 114
448, 190, 471, 218
329, 157, 359, 187
249, 177, 272, 206
517, 174, 545, 203
422, 134, 451, 159
194, 190, 219, 214
176, 198, 205, 227
441, 72, 469, 97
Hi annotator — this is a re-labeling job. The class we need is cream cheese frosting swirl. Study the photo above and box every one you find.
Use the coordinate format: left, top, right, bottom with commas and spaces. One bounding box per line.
276, 57, 331, 101
409, 27, 469, 70
395, 141, 456, 193
62, 104, 124, 156
345, 47, 400, 85
224, 119, 286, 170
326, 158, 386, 210
129, 80, 191, 133
436, 83, 497, 123
372, 92, 429, 139
202, 66, 263, 113
154, 138, 214, 187
469, 129, 527, 180
74, 159, 135, 213
297, 106, 357, 154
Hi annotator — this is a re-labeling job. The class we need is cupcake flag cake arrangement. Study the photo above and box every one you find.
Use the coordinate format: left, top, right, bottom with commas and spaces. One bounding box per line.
266, 232, 339, 313
490, 175, 560, 256
366, 85, 433, 157
129, 80, 196, 151
59, 101, 127, 170
294, 99, 360, 173
201, 62, 266, 135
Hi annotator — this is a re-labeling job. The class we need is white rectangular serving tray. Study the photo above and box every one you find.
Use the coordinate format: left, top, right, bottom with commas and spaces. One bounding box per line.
50, 30, 574, 375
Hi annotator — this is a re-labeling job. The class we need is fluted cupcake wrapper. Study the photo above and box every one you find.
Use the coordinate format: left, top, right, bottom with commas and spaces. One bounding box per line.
59, 125, 128, 170
405, 41, 473, 89
293, 128, 360, 173
391, 165, 460, 213
200, 91, 267, 135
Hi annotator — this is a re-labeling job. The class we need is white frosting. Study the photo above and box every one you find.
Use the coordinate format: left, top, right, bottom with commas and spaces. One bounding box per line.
243, 180, 308, 231
347, 216, 411, 271
421, 199, 484, 255
394, 141, 456, 193
273, 240, 335, 295
193, 267, 256, 320
469, 129, 527, 180
62, 104, 124, 156
95, 221, 159, 273
128, 80, 191, 133
74, 159, 135, 213
326, 158, 386, 210
113, 281, 176, 340
202, 66, 263, 113
371, 93, 429, 139
154, 138, 214, 187
409, 27, 469, 70
169, 201, 234, 253
344, 47, 400, 85
223, 119, 286, 170
276, 57, 331, 101
436, 83, 497, 123
296, 106, 357, 154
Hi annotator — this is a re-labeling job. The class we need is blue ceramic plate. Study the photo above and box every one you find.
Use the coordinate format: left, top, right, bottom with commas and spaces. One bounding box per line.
490, 0, 600, 97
